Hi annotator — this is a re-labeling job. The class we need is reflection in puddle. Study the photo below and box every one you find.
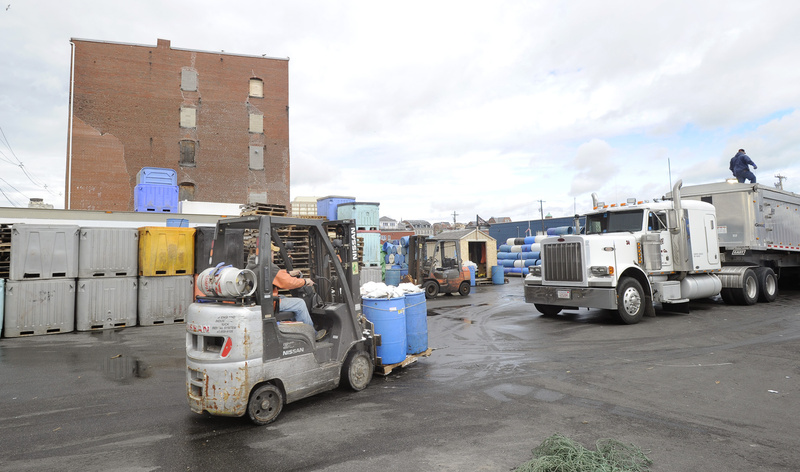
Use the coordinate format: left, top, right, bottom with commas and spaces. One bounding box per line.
102, 354, 151, 382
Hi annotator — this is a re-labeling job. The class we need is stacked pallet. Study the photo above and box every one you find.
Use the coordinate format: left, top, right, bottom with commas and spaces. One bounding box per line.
0, 224, 9, 278
240, 203, 288, 217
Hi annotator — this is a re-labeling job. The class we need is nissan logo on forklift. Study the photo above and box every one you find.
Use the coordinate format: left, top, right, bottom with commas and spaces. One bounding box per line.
186, 215, 377, 425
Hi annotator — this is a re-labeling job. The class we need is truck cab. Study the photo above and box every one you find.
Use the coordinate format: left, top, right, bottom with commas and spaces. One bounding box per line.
524, 180, 721, 324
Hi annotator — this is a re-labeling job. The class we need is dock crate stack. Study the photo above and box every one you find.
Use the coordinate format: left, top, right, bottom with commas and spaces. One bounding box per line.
3, 224, 79, 337
134, 167, 179, 213
75, 228, 139, 331
138, 226, 195, 325
337, 202, 381, 267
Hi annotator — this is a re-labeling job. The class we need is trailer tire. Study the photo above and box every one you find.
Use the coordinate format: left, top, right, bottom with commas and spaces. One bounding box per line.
534, 304, 562, 316
458, 281, 471, 296
617, 277, 645, 324
732, 268, 759, 305
423, 280, 439, 299
342, 349, 373, 391
756, 267, 778, 303
247, 383, 284, 425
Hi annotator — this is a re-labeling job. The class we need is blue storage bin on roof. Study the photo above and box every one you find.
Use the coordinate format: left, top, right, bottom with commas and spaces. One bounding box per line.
137, 167, 177, 186
337, 202, 380, 229
134, 184, 179, 213
316, 195, 355, 221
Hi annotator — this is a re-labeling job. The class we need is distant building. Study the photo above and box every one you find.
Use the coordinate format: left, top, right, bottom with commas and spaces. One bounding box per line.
380, 216, 398, 230
67, 38, 289, 211
432, 222, 452, 234
402, 220, 433, 236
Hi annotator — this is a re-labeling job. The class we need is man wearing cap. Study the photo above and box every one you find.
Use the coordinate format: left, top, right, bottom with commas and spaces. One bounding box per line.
729, 149, 758, 183
270, 244, 327, 341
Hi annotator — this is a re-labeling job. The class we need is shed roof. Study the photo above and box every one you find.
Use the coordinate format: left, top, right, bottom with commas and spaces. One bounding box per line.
435, 229, 495, 241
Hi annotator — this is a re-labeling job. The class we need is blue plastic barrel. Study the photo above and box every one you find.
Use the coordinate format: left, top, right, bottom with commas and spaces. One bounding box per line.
467, 265, 476, 286
523, 236, 537, 245
404, 291, 427, 354
492, 265, 504, 284
385, 268, 402, 286
363, 297, 406, 364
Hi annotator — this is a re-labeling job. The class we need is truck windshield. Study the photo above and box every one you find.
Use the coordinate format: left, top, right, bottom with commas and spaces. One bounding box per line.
585, 210, 645, 234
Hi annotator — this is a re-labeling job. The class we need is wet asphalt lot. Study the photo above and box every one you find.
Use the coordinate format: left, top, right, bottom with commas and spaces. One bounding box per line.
1, 278, 799, 471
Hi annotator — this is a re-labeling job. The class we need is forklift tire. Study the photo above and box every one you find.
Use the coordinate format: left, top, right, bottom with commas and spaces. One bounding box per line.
458, 281, 470, 296
247, 383, 284, 425
423, 281, 439, 299
342, 350, 373, 391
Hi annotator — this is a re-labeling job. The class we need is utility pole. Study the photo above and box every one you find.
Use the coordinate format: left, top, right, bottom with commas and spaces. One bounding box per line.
452, 211, 458, 226
537, 200, 546, 235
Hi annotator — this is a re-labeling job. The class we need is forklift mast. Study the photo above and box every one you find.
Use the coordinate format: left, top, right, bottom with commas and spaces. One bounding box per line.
407, 235, 462, 283
207, 216, 361, 319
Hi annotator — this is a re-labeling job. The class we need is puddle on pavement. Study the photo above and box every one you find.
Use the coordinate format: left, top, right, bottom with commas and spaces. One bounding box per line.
102, 354, 152, 382
427, 303, 489, 317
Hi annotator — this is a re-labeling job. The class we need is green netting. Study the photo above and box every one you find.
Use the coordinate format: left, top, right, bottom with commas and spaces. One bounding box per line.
514, 433, 653, 472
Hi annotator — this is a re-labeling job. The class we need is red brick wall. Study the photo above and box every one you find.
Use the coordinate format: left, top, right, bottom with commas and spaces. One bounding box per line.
67, 38, 289, 211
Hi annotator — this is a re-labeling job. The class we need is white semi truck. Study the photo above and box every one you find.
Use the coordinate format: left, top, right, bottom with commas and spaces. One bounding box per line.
523, 180, 799, 323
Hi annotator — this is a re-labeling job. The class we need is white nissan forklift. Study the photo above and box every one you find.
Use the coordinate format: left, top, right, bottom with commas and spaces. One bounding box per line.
186, 215, 377, 425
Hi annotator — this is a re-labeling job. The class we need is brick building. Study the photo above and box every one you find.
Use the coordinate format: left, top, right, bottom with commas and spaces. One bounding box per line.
66, 38, 289, 211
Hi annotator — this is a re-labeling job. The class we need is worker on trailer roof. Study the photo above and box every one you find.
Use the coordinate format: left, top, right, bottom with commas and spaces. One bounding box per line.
729, 149, 758, 184
270, 243, 327, 341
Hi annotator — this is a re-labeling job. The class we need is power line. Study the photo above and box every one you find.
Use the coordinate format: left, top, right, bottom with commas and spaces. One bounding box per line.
0, 125, 59, 196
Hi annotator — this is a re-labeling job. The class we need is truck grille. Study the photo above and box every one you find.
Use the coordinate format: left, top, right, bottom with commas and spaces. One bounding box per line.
543, 242, 583, 282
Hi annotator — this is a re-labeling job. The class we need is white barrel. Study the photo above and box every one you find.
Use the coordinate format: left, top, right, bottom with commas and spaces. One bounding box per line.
197, 267, 219, 296
213, 267, 257, 297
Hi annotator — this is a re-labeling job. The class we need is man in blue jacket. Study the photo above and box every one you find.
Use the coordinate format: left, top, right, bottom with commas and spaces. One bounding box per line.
729, 149, 757, 183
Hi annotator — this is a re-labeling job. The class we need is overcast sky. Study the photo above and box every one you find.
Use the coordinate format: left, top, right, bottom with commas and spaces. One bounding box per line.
2, 1, 799, 224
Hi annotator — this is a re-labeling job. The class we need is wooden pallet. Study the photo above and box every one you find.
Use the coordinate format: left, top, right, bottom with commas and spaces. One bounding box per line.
240, 203, 288, 217
375, 348, 433, 376
0, 224, 11, 278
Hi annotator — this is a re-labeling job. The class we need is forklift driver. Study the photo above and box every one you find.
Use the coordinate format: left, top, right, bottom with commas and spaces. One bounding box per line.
270, 243, 327, 341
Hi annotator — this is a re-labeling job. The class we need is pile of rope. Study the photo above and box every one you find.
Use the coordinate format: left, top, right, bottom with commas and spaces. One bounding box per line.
515, 434, 653, 472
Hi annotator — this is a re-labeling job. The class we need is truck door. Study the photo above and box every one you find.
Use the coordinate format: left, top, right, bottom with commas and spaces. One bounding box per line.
704, 214, 720, 266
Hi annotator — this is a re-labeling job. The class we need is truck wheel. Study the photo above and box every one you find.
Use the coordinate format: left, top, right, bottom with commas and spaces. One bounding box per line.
458, 281, 471, 296
534, 304, 562, 316
732, 268, 759, 305
720, 288, 736, 305
342, 350, 373, 391
617, 277, 645, 324
423, 281, 439, 299
756, 267, 778, 303
247, 383, 284, 425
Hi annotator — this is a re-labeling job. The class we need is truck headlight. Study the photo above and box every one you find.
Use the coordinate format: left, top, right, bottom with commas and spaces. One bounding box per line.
529, 266, 542, 277
589, 266, 614, 276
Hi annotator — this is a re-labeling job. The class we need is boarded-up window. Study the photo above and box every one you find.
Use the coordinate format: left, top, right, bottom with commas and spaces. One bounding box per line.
180, 107, 196, 128
179, 182, 196, 202
179, 140, 196, 167
181, 69, 198, 91
249, 145, 264, 170
249, 113, 263, 134
249, 78, 263, 98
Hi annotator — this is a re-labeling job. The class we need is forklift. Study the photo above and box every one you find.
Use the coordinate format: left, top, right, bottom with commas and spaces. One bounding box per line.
186, 215, 377, 425
406, 235, 471, 299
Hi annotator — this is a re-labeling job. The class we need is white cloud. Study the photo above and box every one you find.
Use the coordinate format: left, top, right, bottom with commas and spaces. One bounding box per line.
1, 0, 799, 217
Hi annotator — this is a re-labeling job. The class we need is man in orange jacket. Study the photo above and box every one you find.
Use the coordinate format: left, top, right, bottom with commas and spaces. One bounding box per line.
271, 244, 327, 341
